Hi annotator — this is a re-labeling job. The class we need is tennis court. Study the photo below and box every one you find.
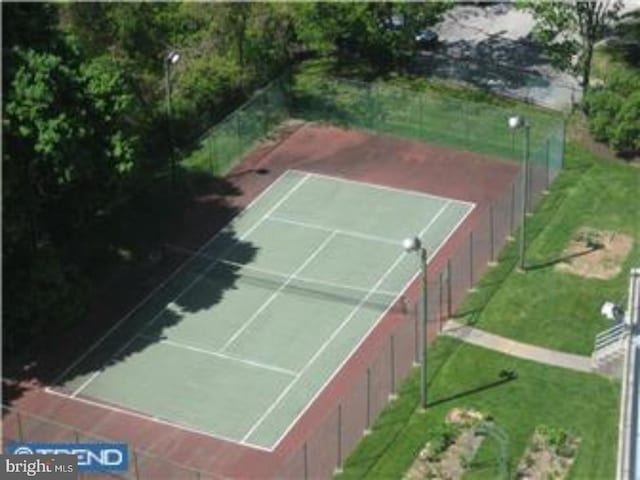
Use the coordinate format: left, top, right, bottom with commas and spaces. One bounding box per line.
48, 169, 474, 451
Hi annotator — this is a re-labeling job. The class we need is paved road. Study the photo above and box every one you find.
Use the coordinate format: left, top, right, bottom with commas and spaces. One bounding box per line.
413, 3, 581, 111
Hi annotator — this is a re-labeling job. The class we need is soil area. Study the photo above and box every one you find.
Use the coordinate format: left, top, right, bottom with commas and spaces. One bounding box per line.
404, 409, 486, 480
555, 227, 633, 280
517, 430, 580, 480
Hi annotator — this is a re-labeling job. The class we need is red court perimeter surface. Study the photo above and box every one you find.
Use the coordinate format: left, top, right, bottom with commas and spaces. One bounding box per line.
4, 124, 519, 478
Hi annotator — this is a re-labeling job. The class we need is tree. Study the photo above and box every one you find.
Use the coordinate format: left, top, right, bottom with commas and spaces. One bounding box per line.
295, 3, 447, 72
521, 1, 623, 95
3, 43, 140, 352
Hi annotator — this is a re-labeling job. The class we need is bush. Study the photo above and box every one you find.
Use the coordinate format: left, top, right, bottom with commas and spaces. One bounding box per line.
584, 67, 640, 155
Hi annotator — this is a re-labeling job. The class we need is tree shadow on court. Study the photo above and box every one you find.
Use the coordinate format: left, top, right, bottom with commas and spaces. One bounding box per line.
3, 167, 264, 406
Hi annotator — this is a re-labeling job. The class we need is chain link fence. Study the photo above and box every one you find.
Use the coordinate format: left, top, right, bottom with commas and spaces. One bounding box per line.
277, 164, 547, 478
183, 71, 565, 182
6, 73, 564, 479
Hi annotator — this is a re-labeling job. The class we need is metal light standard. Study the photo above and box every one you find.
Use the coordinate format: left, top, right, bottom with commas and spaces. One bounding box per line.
164, 50, 181, 191
508, 115, 530, 271
403, 236, 428, 410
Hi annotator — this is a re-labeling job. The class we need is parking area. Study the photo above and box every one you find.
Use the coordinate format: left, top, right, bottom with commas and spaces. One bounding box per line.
413, 3, 581, 111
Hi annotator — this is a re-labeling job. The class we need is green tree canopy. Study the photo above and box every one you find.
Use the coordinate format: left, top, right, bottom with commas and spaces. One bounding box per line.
521, 0, 623, 95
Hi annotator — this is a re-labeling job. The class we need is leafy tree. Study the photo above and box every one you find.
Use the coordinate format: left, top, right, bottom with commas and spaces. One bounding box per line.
521, 1, 623, 95
61, 3, 175, 73
296, 3, 446, 72
3, 44, 140, 351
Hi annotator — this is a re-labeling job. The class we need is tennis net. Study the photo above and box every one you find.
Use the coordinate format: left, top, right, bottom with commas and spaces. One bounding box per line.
163, 243, 410, 314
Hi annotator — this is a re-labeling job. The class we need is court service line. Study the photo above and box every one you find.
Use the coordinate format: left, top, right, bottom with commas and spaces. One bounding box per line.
219, 230, 339, 353
70, 174, 311, 398
43, 387, 272, 452
51, 170, 303, 387
266, 215, 400, 246
241, 200, 454, 444
267, 199, 476, 449
296, 170, 476, 208
140, 336, 298, 377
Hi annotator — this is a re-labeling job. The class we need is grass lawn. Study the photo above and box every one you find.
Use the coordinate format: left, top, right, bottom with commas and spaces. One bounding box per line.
337, 337, 619, 479
459, 141, 640, 355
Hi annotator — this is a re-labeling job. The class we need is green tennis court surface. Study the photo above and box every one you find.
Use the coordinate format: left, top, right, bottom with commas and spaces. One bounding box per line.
51, 170, 474, 450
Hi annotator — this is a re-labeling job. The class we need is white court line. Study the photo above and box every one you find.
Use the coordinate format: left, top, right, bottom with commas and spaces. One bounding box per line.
296, 170, 476, 208
267, 215, 401, 246
141, 336, 298, 377
51, 170, 304, 387
71, 173, 311, 398
43, 386, 272, 452
265, 199, 476, 449
242, 199, 456, 444
220, 230, 338, 353
71, 372, 101, 397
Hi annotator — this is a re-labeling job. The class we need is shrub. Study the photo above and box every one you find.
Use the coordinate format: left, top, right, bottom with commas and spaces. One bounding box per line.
584, 67, 640, 155
428, 422, 460, 458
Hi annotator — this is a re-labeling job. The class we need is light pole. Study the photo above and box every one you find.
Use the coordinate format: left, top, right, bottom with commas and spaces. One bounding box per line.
164, 50, 181, 191
508, 115, 530, 271
403, 236, 428, 410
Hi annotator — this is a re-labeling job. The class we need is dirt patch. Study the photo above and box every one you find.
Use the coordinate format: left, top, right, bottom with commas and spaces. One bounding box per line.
517, 426, 580, 479
555, 227, 633, 279
404, 409, 487, 480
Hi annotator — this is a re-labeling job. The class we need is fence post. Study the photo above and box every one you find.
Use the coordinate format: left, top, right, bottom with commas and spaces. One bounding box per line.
390, 334, 397, 400
207, 138, 214, 175
365, 368, 371, 434
75, 430, 83, 480
446, 259, 453, 318
509, 181, 516, 239
418, 93, 424, 135
212, 133, 220, 174
526, 155, 533, 214
413, 304, 419, 366
303, 442, 309, 480
439, 272, 444, 330
234, 113, 241, 161
489, 203, 496, 264
336, 405, 343, 474
133, 450, 140, 480
262, 91, 269, 136
17, 412, 24, 442
544, 138, 551, 193
365, 83, 372, 129
469, 231, 475, 291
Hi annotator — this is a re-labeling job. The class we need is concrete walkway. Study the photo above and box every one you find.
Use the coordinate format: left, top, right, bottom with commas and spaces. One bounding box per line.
442, 320, 593, 373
